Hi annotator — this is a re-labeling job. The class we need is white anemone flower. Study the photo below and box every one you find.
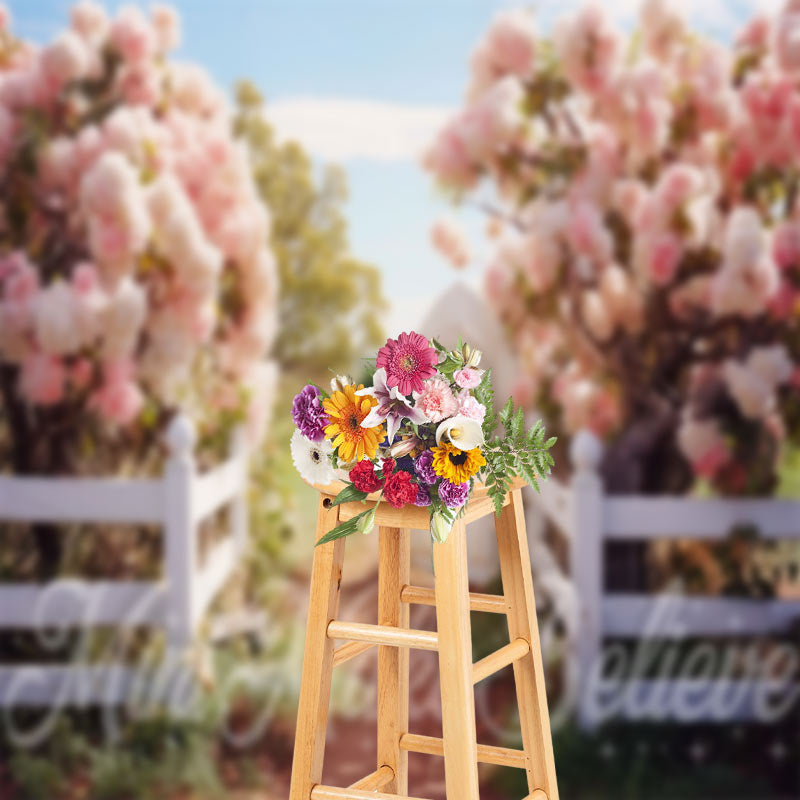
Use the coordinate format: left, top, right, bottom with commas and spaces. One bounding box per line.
290, 429, 336, 485
435, 415, 485, 450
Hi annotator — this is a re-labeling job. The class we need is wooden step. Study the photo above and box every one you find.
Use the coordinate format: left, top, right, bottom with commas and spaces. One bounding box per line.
327, 620, 438, 651
472, 637, 530, 684
311, 786, 431, 800
400, 584, 507, 614
398, 732, 527, 769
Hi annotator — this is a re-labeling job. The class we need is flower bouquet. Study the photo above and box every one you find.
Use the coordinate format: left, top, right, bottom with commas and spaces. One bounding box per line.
290, 331, 556, 544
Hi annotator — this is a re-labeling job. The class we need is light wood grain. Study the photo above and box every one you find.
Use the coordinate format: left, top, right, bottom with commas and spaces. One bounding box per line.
288, 496, 346, 800
332, 640, 375, 667
433, 519, 480, 799
327, 620, 438, 651
377, 526, 410, 794
400, 584, 507, 614
348, 765, 394, 791
311, 786, 431, 800
290, 482, 561, 800
496, 489, 559, 800
336, 499, 431, 530
399, 732, 526, 769
472, 637, 530, 684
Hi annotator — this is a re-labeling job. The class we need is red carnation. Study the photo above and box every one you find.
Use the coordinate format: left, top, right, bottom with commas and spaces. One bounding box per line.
381, 457, 396, 479
349, 459, 384, 493
383, 470, 418, 509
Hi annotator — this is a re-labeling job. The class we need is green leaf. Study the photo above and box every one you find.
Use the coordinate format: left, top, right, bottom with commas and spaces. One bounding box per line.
490, 484, 505, 516
316, 508, 374, 546
544, 436, 558, 448
511, 407, 524, 440
330, 484, 369, 506
499, 397, 514, 426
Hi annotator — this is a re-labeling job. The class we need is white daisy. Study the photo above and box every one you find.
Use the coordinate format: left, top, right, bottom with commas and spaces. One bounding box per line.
290, 429, 336, 485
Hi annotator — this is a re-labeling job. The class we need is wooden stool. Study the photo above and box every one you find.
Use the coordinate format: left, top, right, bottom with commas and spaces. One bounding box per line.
289, 479, 559, 800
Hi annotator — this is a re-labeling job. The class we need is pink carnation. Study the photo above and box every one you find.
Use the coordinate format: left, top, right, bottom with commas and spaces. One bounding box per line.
457, 393, 486, 423
454, 367, 483, 389
416, 377, 458, 423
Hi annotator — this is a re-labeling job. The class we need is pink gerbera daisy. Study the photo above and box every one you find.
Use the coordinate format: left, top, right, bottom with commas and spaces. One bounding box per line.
376, 331, 438, 395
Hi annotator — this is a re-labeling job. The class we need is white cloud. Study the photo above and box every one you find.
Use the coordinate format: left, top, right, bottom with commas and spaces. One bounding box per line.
266, 96, 452, 162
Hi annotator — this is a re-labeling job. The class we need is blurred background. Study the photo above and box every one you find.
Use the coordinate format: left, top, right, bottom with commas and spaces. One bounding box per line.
0, 1, 798, 798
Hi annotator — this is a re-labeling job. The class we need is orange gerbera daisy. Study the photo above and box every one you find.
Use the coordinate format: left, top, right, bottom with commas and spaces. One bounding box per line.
323, 384, 384, 462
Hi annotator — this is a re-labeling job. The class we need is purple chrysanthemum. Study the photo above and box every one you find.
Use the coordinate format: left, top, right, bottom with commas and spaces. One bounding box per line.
291, 384, 329, 442
414, 449, 438, 485
414, 485, 432, 507
438, 479, 470, 508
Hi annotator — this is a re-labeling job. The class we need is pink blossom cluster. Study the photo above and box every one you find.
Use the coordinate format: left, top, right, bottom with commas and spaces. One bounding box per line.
430, 217, 471, 269
0, 3, 277, 450
425, 1, 800, 494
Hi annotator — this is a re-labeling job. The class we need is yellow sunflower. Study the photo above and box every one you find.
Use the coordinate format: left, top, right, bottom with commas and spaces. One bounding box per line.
323, 384, 384, 462
431, 443, 486, 484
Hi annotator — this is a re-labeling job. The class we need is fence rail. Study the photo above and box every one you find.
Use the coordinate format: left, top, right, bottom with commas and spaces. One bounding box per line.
0, 413, 249, 708
532, 429, 800, 728
604, 497, 800, 540
0, 477, 163, 524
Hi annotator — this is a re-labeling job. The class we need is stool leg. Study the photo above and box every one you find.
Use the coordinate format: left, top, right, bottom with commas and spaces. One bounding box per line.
495, 489, 559, 800
289, 497, 346, 800
433, 519, 480, 800
377, 526, 410, 794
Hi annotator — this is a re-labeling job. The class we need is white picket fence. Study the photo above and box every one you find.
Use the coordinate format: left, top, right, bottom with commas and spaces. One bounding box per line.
0, 414, 249, 707
533, 429, 800, 728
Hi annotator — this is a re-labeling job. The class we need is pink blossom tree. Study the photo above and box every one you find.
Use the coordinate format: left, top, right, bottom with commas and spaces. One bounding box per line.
0, 3, 278, 572
425, 0, 800, 495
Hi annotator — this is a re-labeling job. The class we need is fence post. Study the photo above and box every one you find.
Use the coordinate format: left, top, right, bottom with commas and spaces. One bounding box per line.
228, 424, 248, 557
570, 429, 604, 730
164, 414, 197, 652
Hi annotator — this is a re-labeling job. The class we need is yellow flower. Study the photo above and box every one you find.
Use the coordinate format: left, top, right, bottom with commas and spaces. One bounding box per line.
431, 442, 486, 484
323, 384, 384, 463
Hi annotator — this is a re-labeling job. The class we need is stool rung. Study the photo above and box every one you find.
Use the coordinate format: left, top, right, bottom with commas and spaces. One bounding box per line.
327, 620, 438, 651
332, 640, 375, 667
400, 584, 507, 614
472, 637, 530, 684
399, 732, 527, 769
311, 786, 431, 800
348, 765, 394, 790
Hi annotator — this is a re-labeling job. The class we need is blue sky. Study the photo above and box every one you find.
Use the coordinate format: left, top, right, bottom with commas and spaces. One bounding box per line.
10, 0, 773, 333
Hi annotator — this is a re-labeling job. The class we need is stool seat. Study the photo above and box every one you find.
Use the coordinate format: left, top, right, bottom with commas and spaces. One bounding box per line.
306, 476, 527, 530
289, 483, 559, 800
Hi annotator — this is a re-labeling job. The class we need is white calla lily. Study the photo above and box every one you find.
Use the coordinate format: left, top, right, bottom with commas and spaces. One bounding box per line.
435, 415, 485, 450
